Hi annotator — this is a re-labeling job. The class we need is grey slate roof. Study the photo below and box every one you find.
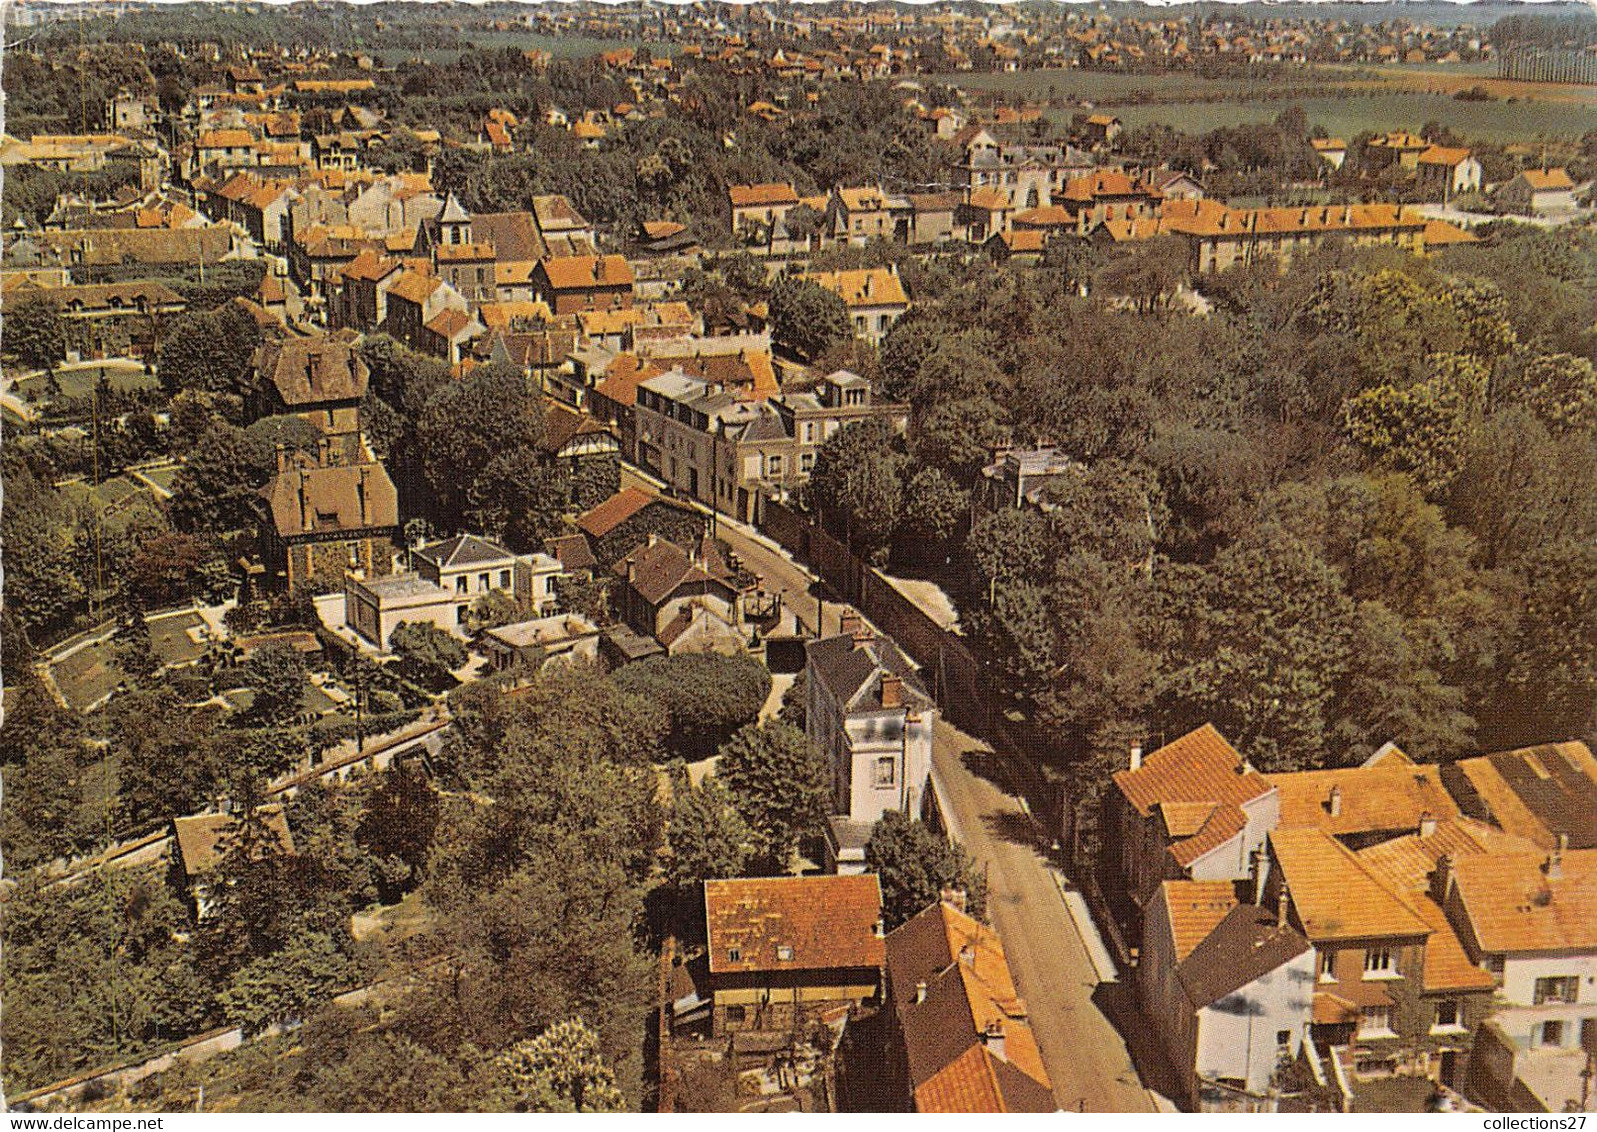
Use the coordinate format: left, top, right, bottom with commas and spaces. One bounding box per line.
806, 630, 931, 712
1175, 904, 1311, 1010
414, 533, 515, 571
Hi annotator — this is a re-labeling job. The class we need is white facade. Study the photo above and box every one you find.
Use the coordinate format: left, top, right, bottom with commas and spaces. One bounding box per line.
1194, 952, 1317, 1097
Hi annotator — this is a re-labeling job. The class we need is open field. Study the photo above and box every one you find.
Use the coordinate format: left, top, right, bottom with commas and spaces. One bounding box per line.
404, 30, 678, 65
1102, 92, 1597, 143
940, 63, 1597, 141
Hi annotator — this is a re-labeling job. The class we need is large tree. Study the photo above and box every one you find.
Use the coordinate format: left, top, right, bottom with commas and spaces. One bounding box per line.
716, 721, 831, 873
865, 811, 986, 930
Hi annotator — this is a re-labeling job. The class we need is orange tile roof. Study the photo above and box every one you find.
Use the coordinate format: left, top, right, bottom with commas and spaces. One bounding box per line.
965, 187, 1011, 212
1272, 763, 1461, 838
1518, 168, 1574, 191
593, 354, 666, 408
1011, 205, 1074, 228
1356, 823, 1510, 992
888, 902, 1054, 1113
1269, 827, 1430, 942
197, 128, 254, 149
1417, 145, 1472, 167
1454, 742, 1597, 850
435, 241, 495, 262
803, 267, 908, 309
538, 254, 633, 291
478, 300, 553, 330
576, 485, 654, 537
705, 875, 884, 974
728, 182, 800, 208
1167, 802, 1249, 867
386, 269, 440, 306
1112, 724, 1273, 818
1159, 879, 1240, 960
1451, 849, 1597, 955
1424, 219, 1479, 247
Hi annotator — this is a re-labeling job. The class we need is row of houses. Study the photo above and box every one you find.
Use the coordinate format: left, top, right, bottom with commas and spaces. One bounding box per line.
1109, 725, 1597, 1113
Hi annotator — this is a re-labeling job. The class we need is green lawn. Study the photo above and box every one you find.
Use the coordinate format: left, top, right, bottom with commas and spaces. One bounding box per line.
52, 640, 126, 713
14, 364, 159, 403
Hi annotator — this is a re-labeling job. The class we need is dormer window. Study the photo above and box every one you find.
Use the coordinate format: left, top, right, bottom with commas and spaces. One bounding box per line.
727, 946, 742, 963
776, 945, 794, 961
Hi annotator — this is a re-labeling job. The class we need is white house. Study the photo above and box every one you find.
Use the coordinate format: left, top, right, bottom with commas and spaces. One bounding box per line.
1444, 843, 1597, 1112
805, 614, 938, 871
1140, 882, 1316, 1112
343, 533, 561, 651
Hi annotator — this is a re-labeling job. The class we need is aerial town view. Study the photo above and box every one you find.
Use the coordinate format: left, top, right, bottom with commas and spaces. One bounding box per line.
0, 0, 1594, 1117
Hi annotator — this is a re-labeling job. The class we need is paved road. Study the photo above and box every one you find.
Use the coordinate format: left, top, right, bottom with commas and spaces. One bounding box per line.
612, 465, 1157, 1111
931, 718, 1156, 1113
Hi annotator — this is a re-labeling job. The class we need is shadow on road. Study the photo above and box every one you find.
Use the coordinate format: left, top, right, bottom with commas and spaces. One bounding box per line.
1092, 978, 1189, 1110
958, 747, 1011, 792
980, 809, 1049, 853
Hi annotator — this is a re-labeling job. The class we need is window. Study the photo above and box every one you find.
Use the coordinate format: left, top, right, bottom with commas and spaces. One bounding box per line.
1358, 1005, 1393, 1039
1318, 950, 1337, 983
456, 576, 468, 595
874, 756, 896, 788
767, 455, 783, 477
1363, 948, 1396, 979
499, 570, 511, 589
776, 945, 794, 961
725, 1004, 746, 1024
1432, 999, 1462, 1033
477, 572, 490, 592
1276, 1030, 1292, 1048
1534, 976, 1578, 1006
800, 453, 814, 473
1538, 1020, 1565, 1048
727, 947, 741, 963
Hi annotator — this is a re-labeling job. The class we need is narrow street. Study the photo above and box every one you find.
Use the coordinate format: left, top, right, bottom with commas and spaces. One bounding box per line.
931, 719, 1156, 1113
611, 466, 1158, 1111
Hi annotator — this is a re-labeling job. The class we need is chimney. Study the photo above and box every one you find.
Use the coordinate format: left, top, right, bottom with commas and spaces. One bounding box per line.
1129, 743, 1142, 771
317, 435, 331, 467
915, 980, 928, 1005
648, 531, 659, 548
1418, 811, 1437, 839
1546, 833, 1567, 880
298, 472, 310, 530
1327, 784, 1342, 818
1431, 853, 1456, 905
358, 466, 370, 525
1276, 884, 1290, 928
1250, 848, 1268, 905
880, 673, 903, 709
593, 257, 604, 282
982, 1019, 1007, 1062
940, 886, 968, 914
840, 610, 864, 639
626, 556, 637, 584
958, 943, 975, 967
275, 442, 289, 472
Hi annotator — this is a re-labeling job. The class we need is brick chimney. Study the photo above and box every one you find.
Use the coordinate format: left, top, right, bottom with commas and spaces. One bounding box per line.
1431, 853, 1456, 905
880, 673, 902, 709
1546, 833, 1568, 880
1327, 784, 1343, 818
982, 1019, 1007, 1063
